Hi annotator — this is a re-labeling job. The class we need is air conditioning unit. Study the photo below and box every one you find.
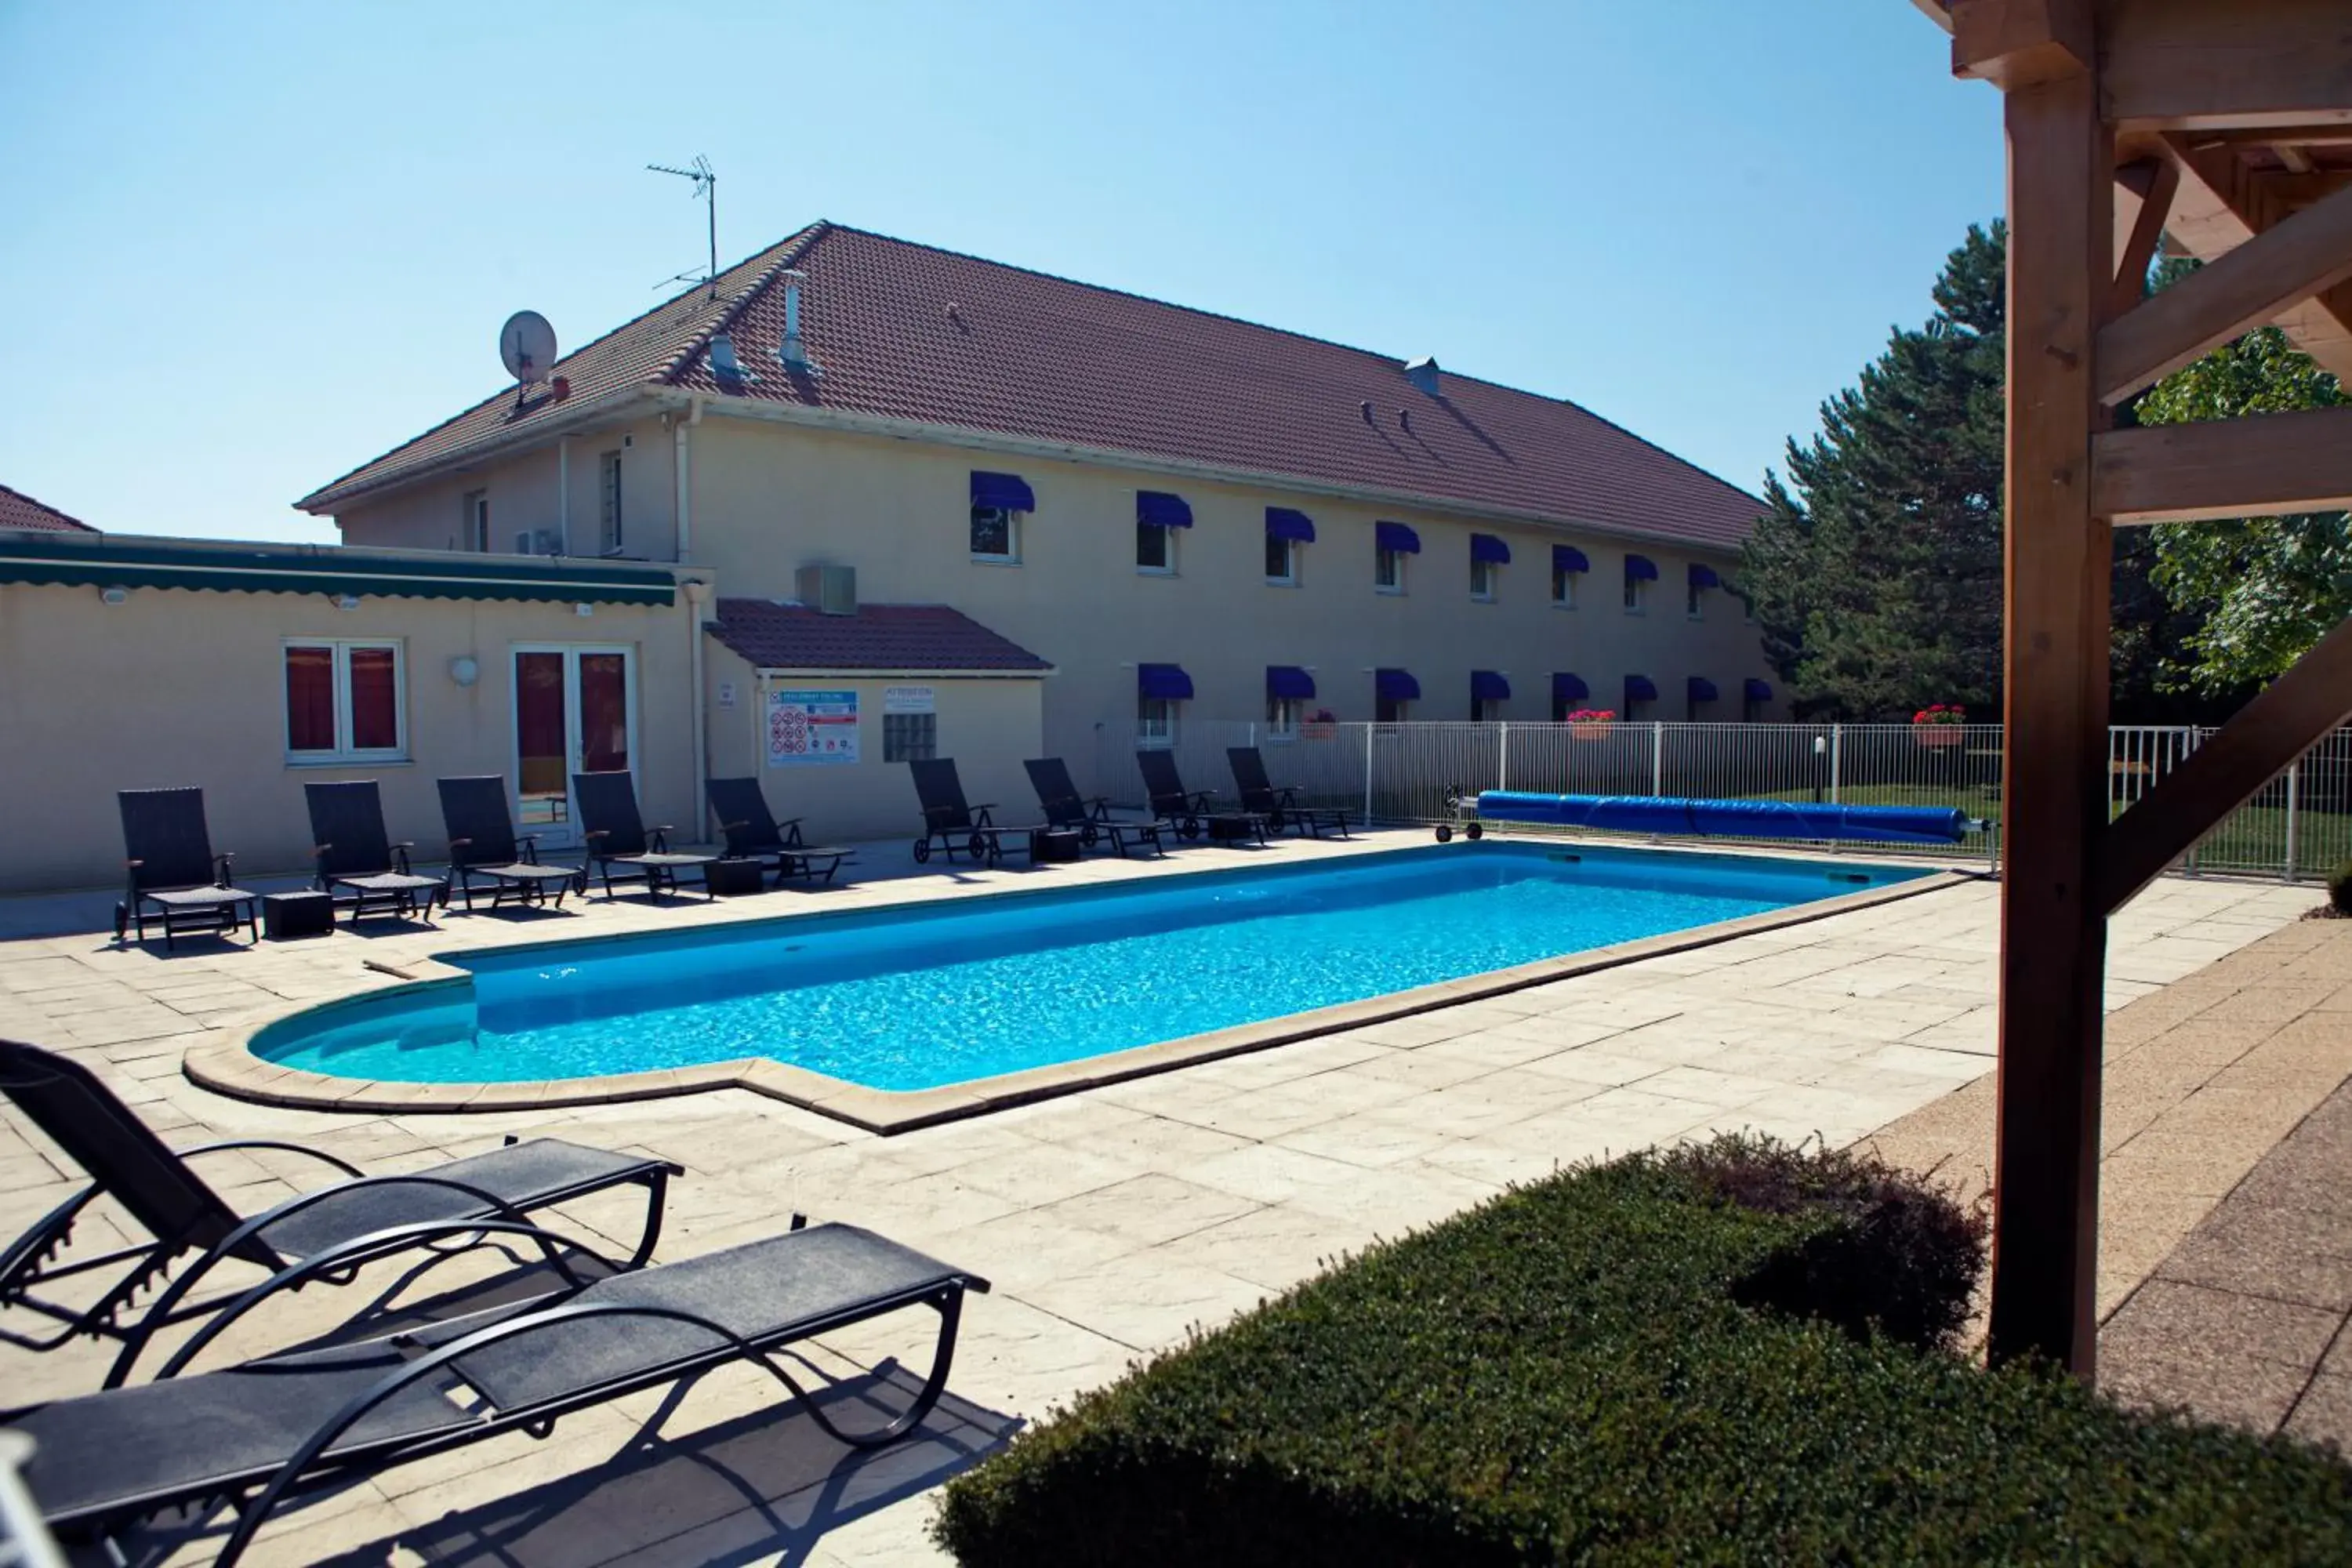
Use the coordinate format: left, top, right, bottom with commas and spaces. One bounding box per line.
794, 563, 857, 616
514, 529, 564, 556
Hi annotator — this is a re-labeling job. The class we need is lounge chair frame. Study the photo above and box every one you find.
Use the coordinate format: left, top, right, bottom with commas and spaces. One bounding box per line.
15, 1218, 987, 1568
111, 789, 259, 950
908, 758, 1038, 865
1228, 747, 1352, 838
0, 1041, 677, 1386
705, 776, 855, 886
572, 771, 715, 899
437, 775, 585, 911
1137, 750, 1267, 844
1023, 758, 1163, 858
306, 781, 447, 924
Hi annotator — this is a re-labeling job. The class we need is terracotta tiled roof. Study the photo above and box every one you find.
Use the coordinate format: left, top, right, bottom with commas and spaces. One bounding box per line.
301, 223, 1763, 550
0, 483, 96, 534
706, 599, 1051, 673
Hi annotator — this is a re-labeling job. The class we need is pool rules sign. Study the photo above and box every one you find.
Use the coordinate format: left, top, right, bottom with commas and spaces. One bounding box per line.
766, 688, 859, 767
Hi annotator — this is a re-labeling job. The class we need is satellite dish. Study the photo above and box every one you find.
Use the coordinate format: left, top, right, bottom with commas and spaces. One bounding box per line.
499, 311, 558, 385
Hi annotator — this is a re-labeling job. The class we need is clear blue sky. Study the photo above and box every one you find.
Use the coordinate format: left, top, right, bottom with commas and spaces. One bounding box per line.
0, 2, 1998, 543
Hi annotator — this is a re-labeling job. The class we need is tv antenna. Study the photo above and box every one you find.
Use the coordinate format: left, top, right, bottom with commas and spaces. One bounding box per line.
647, 156, 718, 299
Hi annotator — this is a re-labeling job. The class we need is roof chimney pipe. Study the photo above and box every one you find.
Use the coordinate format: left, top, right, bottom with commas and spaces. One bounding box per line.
1403, 355, 1440, 395
778, 270, 810, 369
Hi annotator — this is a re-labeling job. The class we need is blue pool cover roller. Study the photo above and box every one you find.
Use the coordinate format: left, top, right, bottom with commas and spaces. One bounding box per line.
1476, 792, 1973, 846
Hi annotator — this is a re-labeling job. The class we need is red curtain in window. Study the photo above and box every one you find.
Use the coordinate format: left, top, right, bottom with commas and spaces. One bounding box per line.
348, 647, 399, 751
285, 646, 336, 751
579, 654, 628, 774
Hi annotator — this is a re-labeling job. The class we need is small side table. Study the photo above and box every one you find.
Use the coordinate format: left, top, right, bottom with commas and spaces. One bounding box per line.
706, 858, 768, 897
1205, 815, 1258, 844
1030, 828, 1084, 863
263, 890, 336, 941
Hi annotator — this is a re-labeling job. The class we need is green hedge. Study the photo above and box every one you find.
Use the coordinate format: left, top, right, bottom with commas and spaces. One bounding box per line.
935, 1136, 2352, 1566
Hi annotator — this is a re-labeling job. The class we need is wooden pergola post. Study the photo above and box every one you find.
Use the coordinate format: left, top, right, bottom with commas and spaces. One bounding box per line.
1919, 0, 2352, 1377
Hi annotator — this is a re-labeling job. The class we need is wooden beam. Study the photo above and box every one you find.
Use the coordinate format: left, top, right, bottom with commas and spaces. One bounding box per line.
1986, 65, 2112, 1381
2108, 158, 2180, 320
2103, 0, 2352, 132
1953, 0, 2092, 89
2092, 616, 2352, 912
2093, 405, 2352, 524
2157, 137, 2352, 384
2097, 174, 2352, 401
1909, 0, 1955, 34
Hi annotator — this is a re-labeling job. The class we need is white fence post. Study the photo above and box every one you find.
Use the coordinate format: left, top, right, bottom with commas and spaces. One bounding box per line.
1498, 722, 1510, 793
2284, 759, 2300, 883
1829, 724, 1843, 804
1361, 725, 1374, 823
1650, 723, 1664, 797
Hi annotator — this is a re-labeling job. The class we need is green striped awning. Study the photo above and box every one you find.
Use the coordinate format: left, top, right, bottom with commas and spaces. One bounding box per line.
0, 535, 678, 606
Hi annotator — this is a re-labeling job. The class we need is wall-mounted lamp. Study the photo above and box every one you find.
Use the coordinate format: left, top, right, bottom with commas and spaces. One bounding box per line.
98, 585, 128, 606
333, 593, 361, 612
448, 655, 481, 688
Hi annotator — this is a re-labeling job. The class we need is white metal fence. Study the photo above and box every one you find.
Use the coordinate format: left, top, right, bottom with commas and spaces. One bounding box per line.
1084, 719, 2352, 882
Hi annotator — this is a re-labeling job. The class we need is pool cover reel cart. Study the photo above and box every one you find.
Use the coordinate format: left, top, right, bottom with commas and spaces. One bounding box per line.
1457, 792, 1980, 845
1435, 785, 1488, 843
0, 1040, 678, 1388
5, 1218, 989, 1568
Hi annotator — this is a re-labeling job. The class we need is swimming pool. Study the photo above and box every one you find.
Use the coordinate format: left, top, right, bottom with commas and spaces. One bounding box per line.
253, 843, 1932, 1102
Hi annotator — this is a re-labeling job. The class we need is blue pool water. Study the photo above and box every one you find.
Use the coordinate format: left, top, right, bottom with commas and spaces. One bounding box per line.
257, 844, 1926, 1092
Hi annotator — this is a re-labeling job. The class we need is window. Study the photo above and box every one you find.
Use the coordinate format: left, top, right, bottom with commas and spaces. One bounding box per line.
1376, 545, 1406, 593
1138, 696, 1178, 747
1687, 580, 1705, 619
970, 505, 1020, 562
1376, 692, 1410, 724
1474, 695, 1504, 724
1136, 520, 1175, 574
884, 712, 937, 763
1265, 533, 1298, 584
598, 452, 623, 554
1624, 570, 1646, 613
1552, 564, 1577, 607
462, 490, 489, 553
1265, 695, 1301, 740
285, 641, 404, 762
1472, 556, 1498, 602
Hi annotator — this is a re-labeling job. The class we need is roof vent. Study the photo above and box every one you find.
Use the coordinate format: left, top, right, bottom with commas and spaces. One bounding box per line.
708, 332, 755, 383
795, 562, 856, 616
1399, 408, 1412, 434
1403, 355, 1440, 395
1359, 400, 1374, 424
777, 270, 815, 372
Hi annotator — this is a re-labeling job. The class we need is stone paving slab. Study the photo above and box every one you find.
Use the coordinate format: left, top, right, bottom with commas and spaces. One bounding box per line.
0, 840, 2322, 1566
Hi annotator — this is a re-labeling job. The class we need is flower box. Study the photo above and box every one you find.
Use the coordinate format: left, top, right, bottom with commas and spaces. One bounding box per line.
1914, 727, 1965, 750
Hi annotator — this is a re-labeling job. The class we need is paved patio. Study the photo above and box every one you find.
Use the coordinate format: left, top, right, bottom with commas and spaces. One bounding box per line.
0, 833, 2325, 1566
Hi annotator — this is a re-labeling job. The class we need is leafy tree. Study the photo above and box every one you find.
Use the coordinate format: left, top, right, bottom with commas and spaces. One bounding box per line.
2132, 265, 2349, 695
1736, 225, 2007, 720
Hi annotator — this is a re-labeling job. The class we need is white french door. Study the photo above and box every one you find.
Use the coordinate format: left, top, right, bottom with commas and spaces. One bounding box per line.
511, 644, 637, 848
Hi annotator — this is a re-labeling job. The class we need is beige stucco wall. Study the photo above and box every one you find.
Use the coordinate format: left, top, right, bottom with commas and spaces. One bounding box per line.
703, 640, 1046, 845
0, 575, 702, 894
336, 415, 678, 561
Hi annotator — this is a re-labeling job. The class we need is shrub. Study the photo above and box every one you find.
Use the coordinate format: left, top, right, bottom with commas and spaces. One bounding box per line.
935, 1136, 2352, 1567
2329, 858, 2352, 915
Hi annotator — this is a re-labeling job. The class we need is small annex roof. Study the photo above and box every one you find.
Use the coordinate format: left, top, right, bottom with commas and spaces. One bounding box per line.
0, 482, 97, 535
706, 599, 1052, 675
0, 533, 679, 605
299, 223, 1766, 551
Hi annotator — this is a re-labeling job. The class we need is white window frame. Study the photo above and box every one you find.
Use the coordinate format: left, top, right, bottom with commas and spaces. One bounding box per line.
1624, 571, 1647, 615
1375, 545, 1406, 594
284, 638, 408, 764
598, 451, 623, 554
463, 489, 490, 554
1471, 556, 1499, 603
1552, 564, 1578, 608
970, 504, 1022, 564
1375, 694, 1410, 724
1265, 533, 1299, 586
1474, 695, 1504, 724
1265, 695, 1301, 741
1136, 520, 1177, 575
1137, 695, 1178, 748
1687, 580, 1707, 620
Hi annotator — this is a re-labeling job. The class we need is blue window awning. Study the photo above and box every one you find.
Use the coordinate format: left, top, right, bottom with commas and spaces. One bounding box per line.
1266, 506, 1316, 543
1688, 562, 1721, 590
1624, 674, 1658, 703
1552, 545, 1589, 574
1624, 554, 1659, 582
971, 471, 1035, 512
1138, 663, 1194, 701
1138, 491, 1192, 528
1687, 677, 1719, 703
1376, 667, 1421, 702
1375, 521, 1422, 554
1266, 665, 1316, 700
1552, 672, 1589, 704
1470, 533, 1511, 564
1472, 670, 1511, 702
1744, 677, 1773, 702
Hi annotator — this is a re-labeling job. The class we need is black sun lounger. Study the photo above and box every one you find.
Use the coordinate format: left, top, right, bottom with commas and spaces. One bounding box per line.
437, 775, 584, 912
908, 758, 1041, 865
111, 789, 260, 950
1024, 758, 1163, 858
705, 777, 855, 886
305, 781, 447, 924
1228, 747, 1352, 838
6, 1219, 989, 1568
572, 771, 715, 899
1136, 749, 1266, 844
0, 1040, 678, 1388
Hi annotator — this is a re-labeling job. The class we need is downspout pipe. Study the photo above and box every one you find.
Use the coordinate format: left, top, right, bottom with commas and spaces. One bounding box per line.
682, 577, 710, 844
674, 395, 704, 562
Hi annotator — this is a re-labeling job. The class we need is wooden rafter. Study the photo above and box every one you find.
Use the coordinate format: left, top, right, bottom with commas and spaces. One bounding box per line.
2107, 157, 2179, 318
2092, 405, 2352, 523
2153, 134, 2352, 382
